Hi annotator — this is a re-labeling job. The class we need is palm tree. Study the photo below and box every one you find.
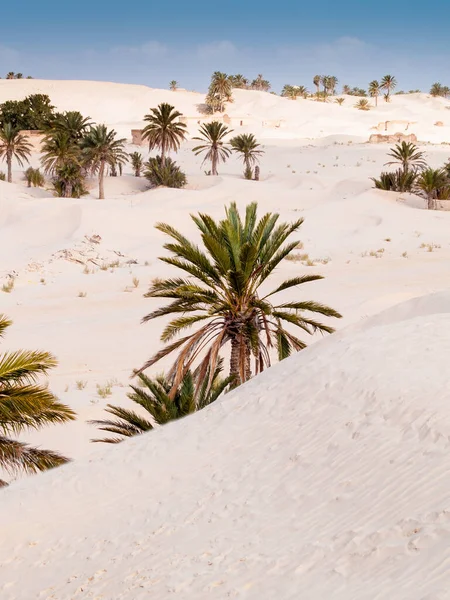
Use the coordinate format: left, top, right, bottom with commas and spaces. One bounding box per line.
430, 83, 443, 97
354, 99, 370, 111
137, 202, 342, 394
81, 125, 127, 199
381, 75, 397, 98
169, 80, 179, 91
229, 74, 249, 89
0, 123, 32, 183
90, 362, 233, 443
342, 84, 351, 95
50, 111, 92, 142
6, 72, 14, 80
142, 103, 187, 167
415, 168, 449, 210
328, 76, 338, 95
251, 74, 271, 92
193, 121, 232, 176
129, 151, 143, 176
230, 133, 264, 178
15, 73, 23, 79
0, 314, 75, 487
368, 80, 381, 106
313, 75, 321, 99
386, 142, 426, 172
41, 130, 80, 171
209, 72, 233, 112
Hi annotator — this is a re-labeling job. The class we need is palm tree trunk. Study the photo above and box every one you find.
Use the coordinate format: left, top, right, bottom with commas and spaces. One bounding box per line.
7, 151, 12, 183
428, 193, 435, 210
212, 149, 218, 176
99, 160, 105, 199
229, 337, 251, 387
161, 137, 166, 168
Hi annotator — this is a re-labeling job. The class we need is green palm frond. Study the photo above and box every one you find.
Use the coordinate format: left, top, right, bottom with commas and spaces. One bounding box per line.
0, 316, 75, 486
91, 363, 230, 443
142, 103, 187, 161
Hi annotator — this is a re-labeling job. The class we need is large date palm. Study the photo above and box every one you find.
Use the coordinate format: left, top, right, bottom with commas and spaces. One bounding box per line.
0, 315, 75, 487
142, 103, 187, 167
138, 202, 342, 395
230, 133, 264, 178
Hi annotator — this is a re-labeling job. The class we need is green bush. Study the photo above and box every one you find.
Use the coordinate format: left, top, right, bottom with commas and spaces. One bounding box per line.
0, 94, 57, 130
144, 156, 187, 189
371, 169, 417, 192
25, 167, 45, 188
0, 172, 5, 182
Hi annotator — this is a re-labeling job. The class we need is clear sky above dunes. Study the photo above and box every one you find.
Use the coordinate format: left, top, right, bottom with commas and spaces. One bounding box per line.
1, 0, 450, 92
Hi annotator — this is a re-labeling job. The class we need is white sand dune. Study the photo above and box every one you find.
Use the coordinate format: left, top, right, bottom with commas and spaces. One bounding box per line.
2, 79, 450, 597
2, 292, 450, 599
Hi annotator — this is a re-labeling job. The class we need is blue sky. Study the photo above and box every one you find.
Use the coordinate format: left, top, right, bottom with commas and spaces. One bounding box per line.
1, 0, 450, 92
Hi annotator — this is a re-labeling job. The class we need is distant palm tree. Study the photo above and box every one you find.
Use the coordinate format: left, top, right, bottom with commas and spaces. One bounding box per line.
342, 84, 351, 95
129, 151, 143, 176
368, 80, 381, 106
81, 125, 127, 199
230, 133, 264, 178
6, 72, 14, 80
251, 74, 271, 92
142, 103, 187, 167
229, 74, 249, 89
328, 76, 339, 95
430, 82, 443, 97
381, 75, 397, 97
169, 80, 178, 91
354, 99, 370, 111
193, 121, 232, 175
15, 73, 23, 79
415, 168, 449, 210
386, 142, 426, 172
137, 202, 341, 392
0, 314, 75, 487
313, 75, 321, 99
51, 111, 92, 142
209, 72, 233, 112
90, 362, 232, 443
442, 86, 450, 98
0, 123, 32, 183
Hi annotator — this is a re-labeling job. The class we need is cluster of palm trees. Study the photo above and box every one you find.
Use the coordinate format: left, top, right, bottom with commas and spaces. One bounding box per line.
367, 76, 397, 105
205, 72, 271, 113
5, 72, 33, 80
430, 83, 450, 98
372, 141, 450, 209
313, 75, 339, 100
0, 112, 127, 198
92, 202, 341, 442
281, 85, 308, 100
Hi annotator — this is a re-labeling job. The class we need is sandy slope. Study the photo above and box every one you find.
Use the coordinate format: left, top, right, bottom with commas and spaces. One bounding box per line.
2, 292, 450, 599
1, 80, 450, 597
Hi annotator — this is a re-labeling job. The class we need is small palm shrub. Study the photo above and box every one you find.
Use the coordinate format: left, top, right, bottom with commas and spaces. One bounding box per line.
0, 171, 5, 181
144, 155, 187, 188
371, 169, 417, 192
129, 151, 143, 177
25, 167, 45, 188
52, 163, 88, 198
355, 99, 370, 111
90, 363, 232, 443
244, 165, 253, 180
415, 168, 450, 209
335, 98, 345, 105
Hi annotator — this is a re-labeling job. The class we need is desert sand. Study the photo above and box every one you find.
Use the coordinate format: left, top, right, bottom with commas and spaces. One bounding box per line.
1, 79, 450, 598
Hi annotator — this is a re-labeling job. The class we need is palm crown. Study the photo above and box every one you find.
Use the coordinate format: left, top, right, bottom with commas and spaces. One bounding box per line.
386, 142, 426, 172
50, 111, 92, 142
230, 133, 264, 178
142, 103, 187, 166
0, 123, 32, 183
138, 202, 342, 395
90, 361, 232, 443
0, 315, 75, 486
381, 75, 397, 95
193, 121, 232, 175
